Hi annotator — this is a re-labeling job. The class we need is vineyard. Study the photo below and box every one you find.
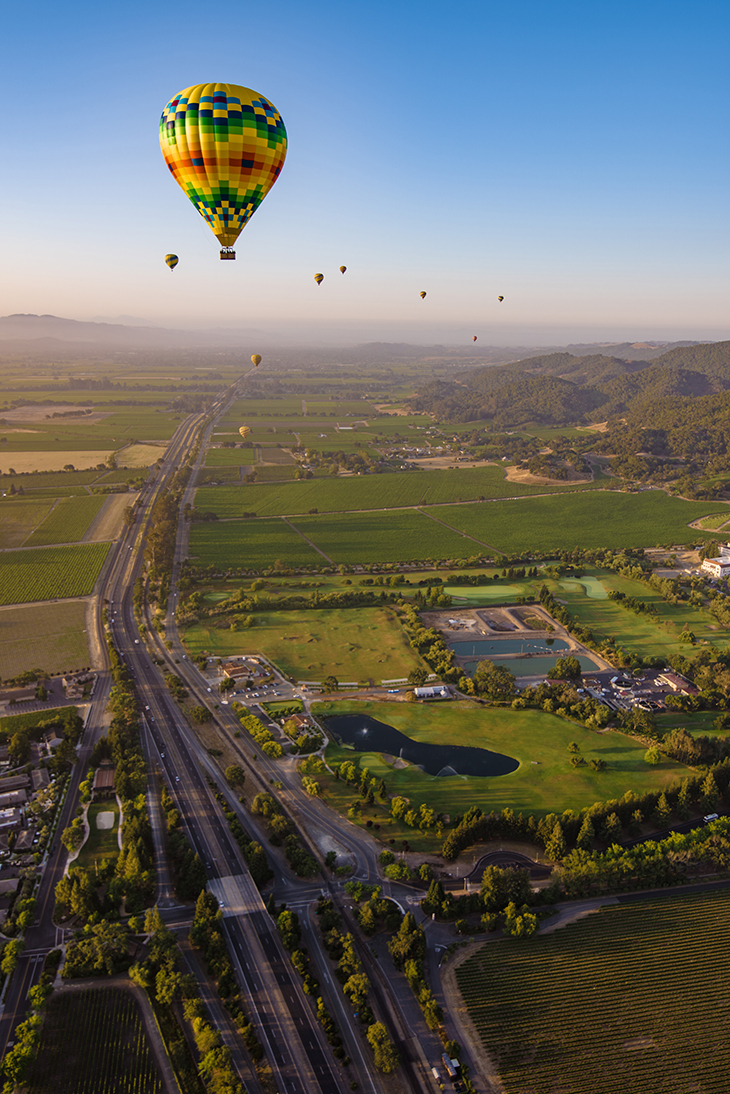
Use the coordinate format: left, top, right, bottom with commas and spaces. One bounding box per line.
23, 495, 107, 546
456, 889, 730, 1094
27, 987, 162, 1093
0, 543, 110, 605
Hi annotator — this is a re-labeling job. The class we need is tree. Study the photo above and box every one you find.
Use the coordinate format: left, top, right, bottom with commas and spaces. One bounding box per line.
473, 660, 516, 700
644, 746, 661, 766
9, 731, 30, 764
322, 675, 339, 692
545, 821, 566, 861
367, 1022, 400, 1073
547, 656, 582, 680
224, 764, 246, 788
701, 772, 720, 813
576, 815, 595, 850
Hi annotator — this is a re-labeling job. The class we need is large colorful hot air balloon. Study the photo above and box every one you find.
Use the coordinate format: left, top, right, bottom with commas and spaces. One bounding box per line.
165, 254, 179, 270
239, 425, 251, 440
339, 266, 347, 274
314, 273, 324, 285
251, 354, 262, 367
159, 83, 287, 260
419, 291, 427, 299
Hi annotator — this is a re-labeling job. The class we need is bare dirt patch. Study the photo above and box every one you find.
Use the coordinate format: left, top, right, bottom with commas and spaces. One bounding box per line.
504, 465, 592, 486
0, 451, 112, 473
83, 491, 138, 542
410, 456, 494, 470
116, 443, 167, 467
96, 811, 114, 830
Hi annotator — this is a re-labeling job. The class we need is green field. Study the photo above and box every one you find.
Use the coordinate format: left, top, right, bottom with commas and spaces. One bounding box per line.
0, 543, 111, 605
313, 699, 683, 824
456, 889, 730, 1094
436, 491, 719, 552
76, 801, 120, 871
293, 510, 486, 565
194, 466, 599, 519
181, 606, 425, 683
0, 601, 90, 677
23, 495, 107, 546
27, 987, 162, 1094
0, 498, 54, 549
189, 519, 323, 570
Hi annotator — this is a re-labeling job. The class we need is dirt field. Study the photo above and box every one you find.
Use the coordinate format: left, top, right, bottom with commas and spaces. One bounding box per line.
116, 443, 167, 467
0, 599, 91, 676
504, 465, 592, 485
83, 491, 138, 542
0, 451, 112, 473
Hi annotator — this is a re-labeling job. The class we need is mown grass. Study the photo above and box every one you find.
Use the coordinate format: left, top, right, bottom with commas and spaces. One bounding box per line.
23, 495, 107, 546
188, 519, 323, 570
436, 491, 719, 552
76, 801, 120, 871
313, 698, 684, 825
181, 606, 425, 683
0, 543, 111, 605
0, 601, 90, 677
456, 890, 730, 1094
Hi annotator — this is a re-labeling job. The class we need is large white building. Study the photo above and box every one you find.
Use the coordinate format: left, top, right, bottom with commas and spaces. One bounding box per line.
701, 543, 730, 579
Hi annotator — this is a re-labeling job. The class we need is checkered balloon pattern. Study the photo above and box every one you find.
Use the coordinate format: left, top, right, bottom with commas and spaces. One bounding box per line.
160, 83, 287, 248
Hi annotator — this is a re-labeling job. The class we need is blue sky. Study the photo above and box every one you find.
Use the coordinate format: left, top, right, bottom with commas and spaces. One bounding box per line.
1, 0, 728, 344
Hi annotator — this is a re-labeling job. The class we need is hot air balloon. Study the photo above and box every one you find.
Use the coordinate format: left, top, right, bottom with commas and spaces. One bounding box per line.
159, 83, 287, 260
472, 336, 477, 342
165, 254, 179, 270
251, 354, 262, 368
339, 266, 347, 274
239, 425, 251, 440
419, 291, 427, 299
314, 273, 324, 286
498, 295, 504, 302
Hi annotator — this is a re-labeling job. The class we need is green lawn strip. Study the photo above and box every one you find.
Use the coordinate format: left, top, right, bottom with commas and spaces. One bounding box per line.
313, 699, 683, 822
23, 495, 107, 546
0, 601, 90, 677
0, 498, 55, 549
291, 510, 483, 565
194, 467, 605, 520
436, 491, 720, 552
188, 519, 323, 570
456, 890, 730, 1094
181, 606, 425, 683
0, 469, 103, 488
555, 566, 730, 656
76, 801, 120, 871
0, 543, 111, 605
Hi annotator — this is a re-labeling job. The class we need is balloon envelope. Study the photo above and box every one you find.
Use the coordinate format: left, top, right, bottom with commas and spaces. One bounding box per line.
472, 335, 477, 342
164, 254, 179, 270
419, 291, 427, 299
239, 425, 251, 440
251, 354, 262, 367
314, 273, 324, 285
159, 83, 287, 249
339, 265, 347, 274
498, 295, 504, 302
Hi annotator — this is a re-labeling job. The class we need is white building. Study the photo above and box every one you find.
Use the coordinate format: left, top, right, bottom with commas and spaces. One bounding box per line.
414, 685, 449, 699
701, 544, 730, 579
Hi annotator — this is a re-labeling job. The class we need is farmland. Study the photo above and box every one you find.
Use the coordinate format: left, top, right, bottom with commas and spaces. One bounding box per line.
189, 519, 323, 570
26, 987, 162, 1094
0, 601, 90, 677
23, 495, 108, 546
181, 605, 424, 682
454, 889, 730, 1094
292, 510, 483, 564
0, 543, 110, 605
0, 498, 55, 549
312, 699, 683, 825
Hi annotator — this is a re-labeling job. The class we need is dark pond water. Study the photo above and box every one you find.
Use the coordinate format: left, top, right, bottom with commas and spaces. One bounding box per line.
325, 714, 518, 778
450, 637, 570, 656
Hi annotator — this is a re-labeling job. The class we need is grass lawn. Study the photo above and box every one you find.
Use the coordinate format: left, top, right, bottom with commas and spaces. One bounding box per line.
312, 699, 685, 833
436, 491, 720, 552
0, 601, 90, 677
181, 606, 425, 683
76, 801, 120, 871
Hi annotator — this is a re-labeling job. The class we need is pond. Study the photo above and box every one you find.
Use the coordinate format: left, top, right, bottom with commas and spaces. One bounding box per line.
449, 637, 570, 656
325, 713, 518, 778
464, 653, 601, 678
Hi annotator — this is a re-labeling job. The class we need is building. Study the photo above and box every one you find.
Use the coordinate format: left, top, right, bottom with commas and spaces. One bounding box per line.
31, 768, 50, 791
0, 775, 30, 793
657, 672, 699, 696
92, 765, 116, 800
0, 791, 27, 809
0, 809, 21, 831
414, 685, 449, 699
701, 544, 730, 580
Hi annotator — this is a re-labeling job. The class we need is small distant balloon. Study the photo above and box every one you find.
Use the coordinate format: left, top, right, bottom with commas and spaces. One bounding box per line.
498, 295, 504, 302
339, 265, 347, 274
314, 273, 324, 285
165, 254, 179, 270
472, 335, 477, 342
239, 425, 251, 440
251, 354, 262, 368
419, 291, 427, 299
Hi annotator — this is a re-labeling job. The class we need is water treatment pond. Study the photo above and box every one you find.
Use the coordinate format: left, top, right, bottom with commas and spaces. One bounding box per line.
325, 714, 518, 778
449, 637, 570, 656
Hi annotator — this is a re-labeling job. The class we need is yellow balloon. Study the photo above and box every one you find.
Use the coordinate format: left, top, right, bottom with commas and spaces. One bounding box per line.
239, 425, 251, 440
314, 273, 324, 285
251, 354, 262, 367
339, 265, 347, 274
419, 291, 427, 299
164, 253, 179, 270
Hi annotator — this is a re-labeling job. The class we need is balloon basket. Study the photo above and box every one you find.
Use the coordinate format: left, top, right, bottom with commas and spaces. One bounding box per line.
220, 249, 236, 261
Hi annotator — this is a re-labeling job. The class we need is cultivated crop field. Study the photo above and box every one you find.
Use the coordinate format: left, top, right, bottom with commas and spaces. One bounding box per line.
182, 606, 424, 682
0, 498, 55, 549
0, 601, 90, 677
189, 519, 323, 570
24, 495, 107, 546
26, 987, 162, 1094
0, 543, 110, 605
436, 491, 719, 552
313, 699, 683, 822
455, 889, 730, 1094
292, 510, 483, 564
